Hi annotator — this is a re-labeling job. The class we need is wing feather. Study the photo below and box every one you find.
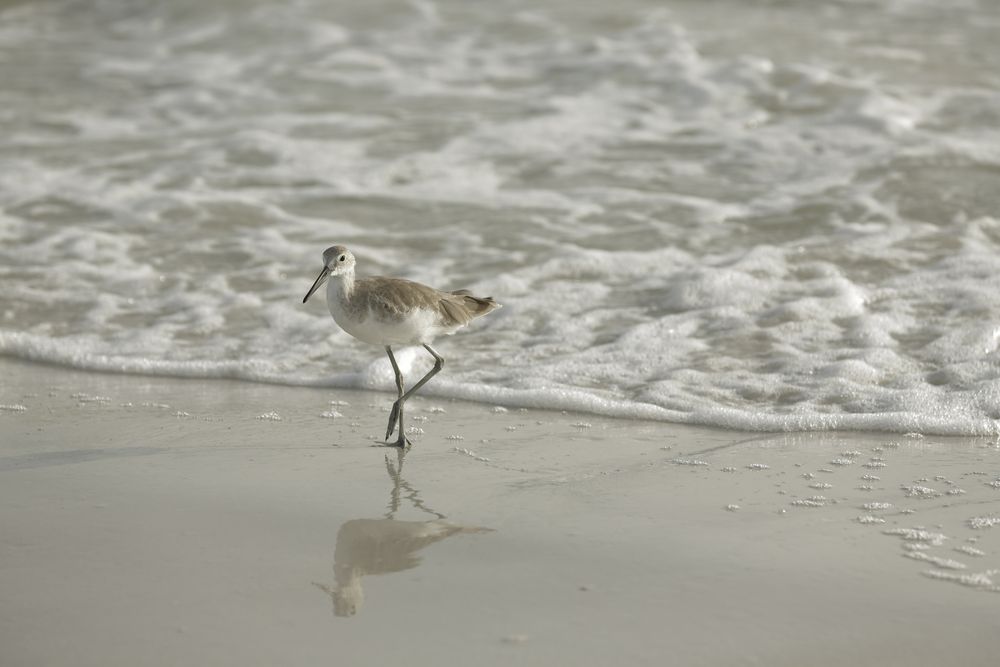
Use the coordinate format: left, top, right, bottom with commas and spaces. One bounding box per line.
355, 277, 500, 327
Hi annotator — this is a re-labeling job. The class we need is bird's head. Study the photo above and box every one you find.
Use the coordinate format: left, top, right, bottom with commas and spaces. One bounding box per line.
303, 245, 355, 303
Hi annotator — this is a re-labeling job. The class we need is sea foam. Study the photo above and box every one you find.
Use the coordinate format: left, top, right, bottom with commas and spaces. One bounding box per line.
2, 1, 999, 435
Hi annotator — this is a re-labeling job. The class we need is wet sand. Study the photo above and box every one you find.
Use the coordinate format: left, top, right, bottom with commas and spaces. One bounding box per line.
1, 359, 999, 666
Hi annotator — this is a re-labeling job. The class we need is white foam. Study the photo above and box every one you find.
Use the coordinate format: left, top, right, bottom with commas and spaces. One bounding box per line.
901, 485, 940, 498
954, 545, 986, 557
2, 0, 1000, 436
903, 552, 966, 570
968, 516, 1000, 530
857, 515, 885, 524
884, 528, 948, 546
862, 502, 893, 511
922, 569, 1000, 593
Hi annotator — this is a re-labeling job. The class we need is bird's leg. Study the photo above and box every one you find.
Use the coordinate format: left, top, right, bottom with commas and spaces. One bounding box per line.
384, 346, 409, 447
383, 345, 443, 448
397, 344, 444, 402
385, 344, 444, 447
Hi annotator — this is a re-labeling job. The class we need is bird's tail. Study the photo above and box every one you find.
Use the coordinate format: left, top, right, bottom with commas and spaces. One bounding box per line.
450, 290, 501, 317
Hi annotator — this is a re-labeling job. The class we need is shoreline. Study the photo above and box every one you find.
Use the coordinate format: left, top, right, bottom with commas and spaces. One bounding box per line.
3, 347, 998, 438
2, 358, 999, 666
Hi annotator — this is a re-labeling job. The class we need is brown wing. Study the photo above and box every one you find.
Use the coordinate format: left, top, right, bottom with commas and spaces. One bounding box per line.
355, 277, 500, 327
356, 277, 442, 316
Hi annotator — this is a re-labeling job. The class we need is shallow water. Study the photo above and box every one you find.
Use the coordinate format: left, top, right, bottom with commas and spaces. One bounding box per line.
2, 0, 1000, 434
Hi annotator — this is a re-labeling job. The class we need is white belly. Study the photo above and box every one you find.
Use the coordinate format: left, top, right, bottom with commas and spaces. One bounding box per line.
326, 285, 458, 345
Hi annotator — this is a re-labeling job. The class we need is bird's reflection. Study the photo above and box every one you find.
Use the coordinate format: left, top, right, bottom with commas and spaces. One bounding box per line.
314, 448, 493, 617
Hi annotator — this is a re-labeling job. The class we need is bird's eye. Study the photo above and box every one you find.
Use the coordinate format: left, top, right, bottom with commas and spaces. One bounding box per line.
339, 255, 346, 262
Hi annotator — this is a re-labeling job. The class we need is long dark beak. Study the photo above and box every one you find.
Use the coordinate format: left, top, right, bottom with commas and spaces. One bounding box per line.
303, 266, 330, 303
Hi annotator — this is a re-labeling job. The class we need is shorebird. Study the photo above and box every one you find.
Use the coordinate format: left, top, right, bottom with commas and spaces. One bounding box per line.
303, 245, 500, 448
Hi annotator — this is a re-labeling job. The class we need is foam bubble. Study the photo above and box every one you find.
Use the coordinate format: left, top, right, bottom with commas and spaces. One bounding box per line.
922, 569, 1000, 593
884, 528, 948, 546
968, 516, 1000, 530
903, 552, 966, 570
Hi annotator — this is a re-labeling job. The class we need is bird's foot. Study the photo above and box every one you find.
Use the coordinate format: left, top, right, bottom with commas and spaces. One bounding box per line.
389, 433, 411, 450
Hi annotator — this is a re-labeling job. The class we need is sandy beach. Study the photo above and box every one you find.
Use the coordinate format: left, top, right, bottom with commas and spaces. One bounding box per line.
2, 358, 998, 666
4, 0, 1000, 664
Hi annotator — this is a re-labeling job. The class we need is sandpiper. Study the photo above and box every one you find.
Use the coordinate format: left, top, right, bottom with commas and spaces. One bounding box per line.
303, 245, 501, 448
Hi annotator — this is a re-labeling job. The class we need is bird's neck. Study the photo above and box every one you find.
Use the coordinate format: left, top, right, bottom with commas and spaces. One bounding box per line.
328, 269, 356, 303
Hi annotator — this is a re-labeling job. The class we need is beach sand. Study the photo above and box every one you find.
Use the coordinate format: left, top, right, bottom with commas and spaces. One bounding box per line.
2, 358, 999, 666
